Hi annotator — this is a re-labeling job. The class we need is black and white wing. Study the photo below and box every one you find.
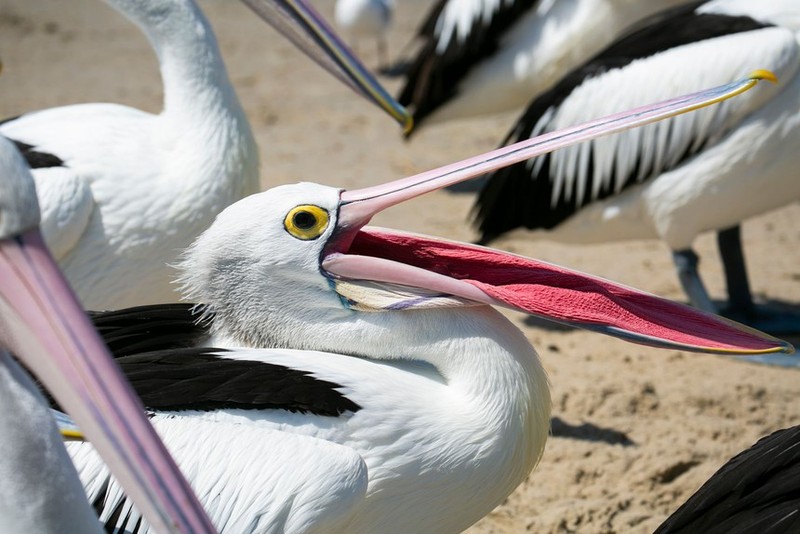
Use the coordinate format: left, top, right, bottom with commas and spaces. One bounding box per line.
473, 3, 796, 241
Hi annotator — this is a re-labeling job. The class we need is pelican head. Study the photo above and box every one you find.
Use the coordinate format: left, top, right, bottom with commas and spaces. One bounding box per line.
0, 137, 214, 533
180, 182, 347, 348
180, 73, 791, 356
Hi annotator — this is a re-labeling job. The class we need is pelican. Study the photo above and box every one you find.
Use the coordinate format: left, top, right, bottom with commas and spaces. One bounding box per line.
60, 75, 792, 532
0, 0, 410, 311
0, 135, 215, 532
0, 350, 106, 533
473, 0, 800, 333
396, 0, 693, 132
335, 0, 394, 69
655, 425, 800, 533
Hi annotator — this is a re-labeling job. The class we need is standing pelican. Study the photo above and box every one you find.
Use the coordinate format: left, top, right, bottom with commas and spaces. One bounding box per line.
61, 75, 791, 532
0, 135, 215, 532
0, 0, 410, 310
473, 0, 800, 333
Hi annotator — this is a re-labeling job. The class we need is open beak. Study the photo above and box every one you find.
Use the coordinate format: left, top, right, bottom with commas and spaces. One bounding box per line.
240, 0, 412, 132
0, 230, 215, 533
322, 71, 792, 355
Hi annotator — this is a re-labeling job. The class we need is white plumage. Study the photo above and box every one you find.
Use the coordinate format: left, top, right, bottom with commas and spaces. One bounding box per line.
0, 351, 102, 533
70, 183, 551, 533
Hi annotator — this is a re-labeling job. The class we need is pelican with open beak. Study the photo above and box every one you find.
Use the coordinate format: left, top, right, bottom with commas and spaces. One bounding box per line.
60, 72, 790, 533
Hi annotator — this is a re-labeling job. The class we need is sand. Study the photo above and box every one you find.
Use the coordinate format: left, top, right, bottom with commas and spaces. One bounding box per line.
1, 1, 798, 532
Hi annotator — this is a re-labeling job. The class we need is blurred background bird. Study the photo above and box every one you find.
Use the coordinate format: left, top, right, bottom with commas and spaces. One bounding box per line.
395, 0, 694, 129
472, 1, 800, 334
336, 0, 395, 71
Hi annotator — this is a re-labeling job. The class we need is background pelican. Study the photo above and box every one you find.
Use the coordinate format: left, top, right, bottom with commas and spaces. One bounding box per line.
335, 0, 394, 69
0, 0, 409, 310
396, 0, 693, 132
0, 135, 214, 532
473, 1, 800, 333
60, 76, 791, 532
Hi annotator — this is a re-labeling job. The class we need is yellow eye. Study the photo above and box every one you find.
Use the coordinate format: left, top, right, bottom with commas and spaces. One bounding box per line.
284, 205, 330, 240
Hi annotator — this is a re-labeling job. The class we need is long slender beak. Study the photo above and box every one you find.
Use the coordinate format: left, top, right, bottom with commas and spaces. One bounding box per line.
337, 71, 776, 227
322, 71, 792, 355
0, 230, 215, 533
240, 0, 412, 132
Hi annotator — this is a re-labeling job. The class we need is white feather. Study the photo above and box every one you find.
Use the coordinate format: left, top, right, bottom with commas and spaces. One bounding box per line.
69, 318, 549, 533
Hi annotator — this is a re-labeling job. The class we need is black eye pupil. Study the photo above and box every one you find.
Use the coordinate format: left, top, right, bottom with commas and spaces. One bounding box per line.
293, 210, 317, 230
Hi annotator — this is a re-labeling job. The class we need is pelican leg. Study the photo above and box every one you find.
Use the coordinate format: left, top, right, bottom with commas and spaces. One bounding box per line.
672, 249, 716, 313
718, 225, 754, 315
718, 225, 800, 335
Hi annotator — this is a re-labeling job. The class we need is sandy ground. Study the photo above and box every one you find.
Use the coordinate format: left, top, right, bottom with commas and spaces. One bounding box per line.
1, 1, 799, 532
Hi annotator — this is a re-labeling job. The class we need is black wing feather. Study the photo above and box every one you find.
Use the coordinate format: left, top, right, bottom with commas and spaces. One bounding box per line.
473, 5, 770, 242
655, 426, 800, 534
117, 348, 361, 417
89, 303, 211, 356
1, 116, 66, 168
398, 0, 539, 134
89, 305, 361, 417
10, 139, 65, 169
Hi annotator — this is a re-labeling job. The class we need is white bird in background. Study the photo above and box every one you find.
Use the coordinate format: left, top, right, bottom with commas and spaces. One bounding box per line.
61, 76, 790, 533
396, 0, 693, 132
473, 0, 800, 334
0, 135, 215, 533
0, 0, 410, 311
335, 0, 394, 70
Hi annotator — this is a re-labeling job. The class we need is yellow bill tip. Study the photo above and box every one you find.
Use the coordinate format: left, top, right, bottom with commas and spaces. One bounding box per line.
717, 341, 796, 356
402, 115, 415, 136
750, 69, 778, 84
60, 428, 87, 441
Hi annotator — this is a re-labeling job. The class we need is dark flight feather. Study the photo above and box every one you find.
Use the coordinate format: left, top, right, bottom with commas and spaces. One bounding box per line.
655, 425, 800, 534
398, 0, 539, 134
89, 303, 211, 356
116, 348, 361, 417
